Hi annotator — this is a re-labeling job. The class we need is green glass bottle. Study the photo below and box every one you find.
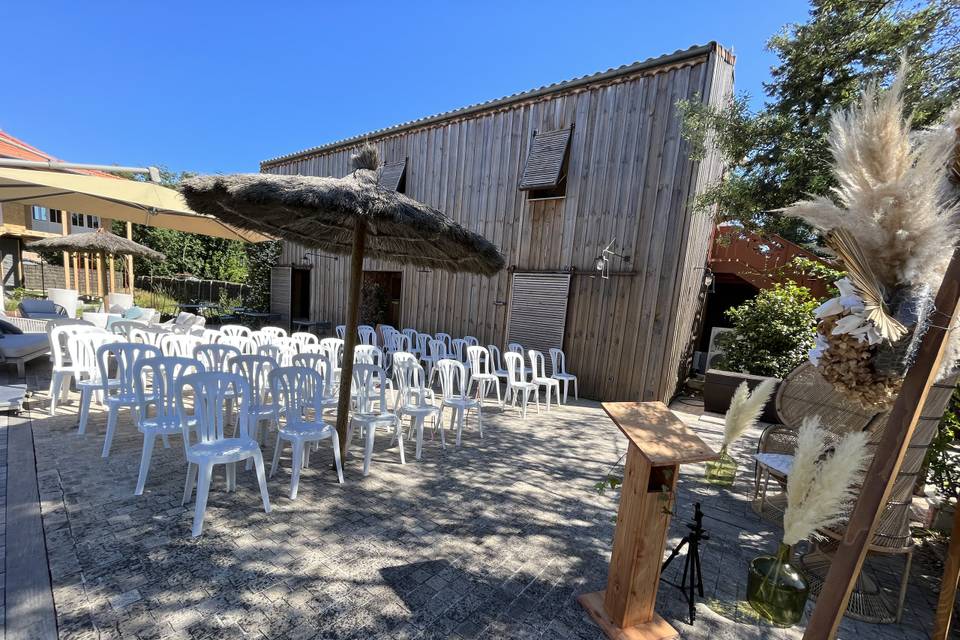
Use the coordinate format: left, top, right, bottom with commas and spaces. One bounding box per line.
704, 445, 737, 486
747, 543, 810, 627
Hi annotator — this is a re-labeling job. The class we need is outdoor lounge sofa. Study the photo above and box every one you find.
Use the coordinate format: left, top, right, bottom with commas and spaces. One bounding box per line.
18, 298, 68, 320
0, 313, 52, 376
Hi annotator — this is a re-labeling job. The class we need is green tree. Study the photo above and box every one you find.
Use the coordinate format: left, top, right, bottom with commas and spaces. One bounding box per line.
681, 0, 960, 244
715, 282, 819, 378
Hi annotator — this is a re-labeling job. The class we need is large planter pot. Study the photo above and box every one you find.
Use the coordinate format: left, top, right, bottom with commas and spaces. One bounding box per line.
703, 369, 781, 423
747, 543, 810, 627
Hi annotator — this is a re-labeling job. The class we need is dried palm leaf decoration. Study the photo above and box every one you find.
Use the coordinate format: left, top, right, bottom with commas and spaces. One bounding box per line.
826, 227, 907, 342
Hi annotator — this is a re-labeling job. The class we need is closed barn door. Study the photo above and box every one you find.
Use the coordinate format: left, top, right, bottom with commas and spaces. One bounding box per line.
270, 266, 292, 327
507, 273, 571, 367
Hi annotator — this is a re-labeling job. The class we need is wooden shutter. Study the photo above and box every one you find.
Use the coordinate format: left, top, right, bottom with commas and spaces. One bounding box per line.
378, 159, 407, 192
519, 127, 572, 190
507, 272, 571, 356
270, 266, 292, 326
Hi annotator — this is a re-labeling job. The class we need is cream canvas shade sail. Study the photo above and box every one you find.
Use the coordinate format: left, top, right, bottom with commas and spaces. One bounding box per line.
0, 167, 272, 242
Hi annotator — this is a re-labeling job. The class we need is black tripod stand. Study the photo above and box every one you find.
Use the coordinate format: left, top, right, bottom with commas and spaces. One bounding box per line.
660, 502, 709, 624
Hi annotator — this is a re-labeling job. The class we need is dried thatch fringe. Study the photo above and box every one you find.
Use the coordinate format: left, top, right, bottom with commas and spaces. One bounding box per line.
27, 228, 165, 261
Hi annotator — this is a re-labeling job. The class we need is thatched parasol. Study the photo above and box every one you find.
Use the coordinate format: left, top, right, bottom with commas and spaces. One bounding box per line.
181, 145, 505, 455
28, 228, 165, 299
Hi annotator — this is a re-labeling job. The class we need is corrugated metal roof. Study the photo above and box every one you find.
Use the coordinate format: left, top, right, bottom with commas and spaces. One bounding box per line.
378, 159, 407, 191
519, 127, 572, 190
262, 42, 722, 168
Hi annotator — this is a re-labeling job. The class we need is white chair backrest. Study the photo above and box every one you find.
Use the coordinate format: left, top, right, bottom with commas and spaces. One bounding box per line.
319, 338, 344, 367
463, 336, 479, 347
549, 348, 567, 375
504, 352, 527, 386
357, 325, 377, 346
466, 345, 490, 374
220, 324, 252, 338
437, 359, 469, 399
192, 327, 222, 342
390, 333, 411, 353
335, 325, 346, 339
291, 332, 319, 349
250, 330, 274, 347
402, 328, 418, 345
380, 326, 397, 347
177, 372, 249, 443
50, 324, 100, 367
231, 354, 276, 405
67, 332, 119, 379
507, 342, 523, 355
291, 352, 332, 398
354, 344, 384, 368
131, 326, 167, 348
261, 326, 287, 339
219, 335, 257, 355
109, 320, 146, 338
160, 333, 202, 359
270, 366, 324, 422
352, 364, 388, 415
271, 338, 299, 366
194, 343, 241, 373
135, 356, 203, 424
528, 349, 548, 378
97, 342, 162, 398
487, 344, 506, 372
450, 338, 467, 363
415, 332, 432, 355
394, 357, 430, 408
427, 339, 448, 360
435, 333, 452, 351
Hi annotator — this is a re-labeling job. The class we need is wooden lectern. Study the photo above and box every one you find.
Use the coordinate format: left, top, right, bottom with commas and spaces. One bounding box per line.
578, 402, 718, 640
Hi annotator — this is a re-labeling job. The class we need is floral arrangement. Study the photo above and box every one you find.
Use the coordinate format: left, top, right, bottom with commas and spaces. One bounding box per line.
784, 67, 960, 408
782, 417, 870, 545
722, 380, 776, 450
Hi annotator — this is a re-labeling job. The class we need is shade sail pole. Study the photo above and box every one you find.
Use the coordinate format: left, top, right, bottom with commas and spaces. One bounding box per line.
802, 247, 960, 639
335, 220, 368, 457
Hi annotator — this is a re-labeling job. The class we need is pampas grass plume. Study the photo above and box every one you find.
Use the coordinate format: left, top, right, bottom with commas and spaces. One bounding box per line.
783, 417, 870, 546
722, 379, 776, 448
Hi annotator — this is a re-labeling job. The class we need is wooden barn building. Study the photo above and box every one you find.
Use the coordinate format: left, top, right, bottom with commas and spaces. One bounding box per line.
263, 42, 735, 402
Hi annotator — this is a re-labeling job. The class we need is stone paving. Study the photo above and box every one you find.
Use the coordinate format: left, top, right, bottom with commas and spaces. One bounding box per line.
2, 362, 948, 639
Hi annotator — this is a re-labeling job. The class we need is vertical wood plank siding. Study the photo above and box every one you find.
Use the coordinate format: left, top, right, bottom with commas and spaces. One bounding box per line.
265, 46, 734, 402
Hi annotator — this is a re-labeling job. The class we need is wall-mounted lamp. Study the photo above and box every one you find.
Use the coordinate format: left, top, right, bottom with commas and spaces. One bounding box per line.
301, 250, 338, 268
695, 266, 716, 293
594, 240, 629, 280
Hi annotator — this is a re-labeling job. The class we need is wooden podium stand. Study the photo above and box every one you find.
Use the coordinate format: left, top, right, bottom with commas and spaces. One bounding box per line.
578, 402, 718, 640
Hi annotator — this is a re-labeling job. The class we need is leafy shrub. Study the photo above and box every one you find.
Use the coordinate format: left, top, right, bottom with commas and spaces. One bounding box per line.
928, 387, 960, 503
715, 281, 818, 378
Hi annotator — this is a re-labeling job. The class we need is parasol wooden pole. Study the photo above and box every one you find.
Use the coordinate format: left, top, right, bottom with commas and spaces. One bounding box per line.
83, 253, 91, 296
334, 220, 368, 457
933, 504, 960, 639
126, 221, 135, 294
108, 254, 116, 295
62, 214, 71, 288
803, 247, 960, 639
96, 254, 104, 298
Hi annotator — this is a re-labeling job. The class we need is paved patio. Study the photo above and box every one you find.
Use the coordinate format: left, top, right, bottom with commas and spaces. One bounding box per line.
0, 363, 949, 639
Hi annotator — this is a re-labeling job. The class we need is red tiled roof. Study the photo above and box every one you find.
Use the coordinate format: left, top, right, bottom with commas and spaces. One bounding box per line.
0, 130, 118, 178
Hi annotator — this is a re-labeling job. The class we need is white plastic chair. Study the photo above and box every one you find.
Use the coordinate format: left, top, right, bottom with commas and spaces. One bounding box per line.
70, 332, 121, 435
291, 332, 319, 350
178, 371, 271, 537
450, 339, 470, 371
133, 356, 203, 495
193, 328, 223, 343
463, 336, 479, 347
507, 342, 523, 354
335, 324, 346, 339
529, 349, 560, 411
467, 345, 501, 406
110, 320, 147, 339
357, 325, 377, 346
98, 342, 163, 458
48, 324, 102, 414
231, 354, 278, 448
270, 366, 344, 497
414, 332, 432, 360
319, 337, 345, 387
402, 329, 419, 353
290, 352, 337, 410
250, 330, 274, 348
549, 348, 578, 403
220, 324, 252, 338
131, 326, 167, 348
261, 326, 287, 339
504, 352, 539, 419
423, 339, 448, 386
436, 359, 482, 447
394, 357, 441, 460
160, 333, 202, 359
219, 335, 257, 355
487, 345, 510, 386
435, 332, 452, 352
193, 343, 241, 373
346, 364, 404, 476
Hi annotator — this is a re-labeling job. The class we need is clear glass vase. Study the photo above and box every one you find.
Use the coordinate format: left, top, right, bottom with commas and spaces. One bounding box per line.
704, 446, 737, 486
747, 543, 810, 627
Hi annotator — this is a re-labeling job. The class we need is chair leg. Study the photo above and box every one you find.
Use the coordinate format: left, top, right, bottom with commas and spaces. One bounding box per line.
415, 416, 425, 460
574, 379, 578, 400
226, 462, 236, 492
477, 405, 483, 439
456, 411, 464, 448
270, 433, 283, 477
289, 440, 304, 499
78, 387, 92, 434
191, 462, 214, 537
494, 381, 501, 406
134, 433, 156, 496
395, 420, 405, 465
102, 407, 119, 458
251, 449, 271, 513
521, 391, 528, 419
182, 462, 197, 505
363, 426, 375, 476
331, 433, 344, 483
49, 372, 62, 414
896, 549, 913, 623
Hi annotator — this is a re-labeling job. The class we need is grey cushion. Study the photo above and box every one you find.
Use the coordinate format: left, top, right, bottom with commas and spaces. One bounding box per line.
0, 334, 49, 359
25, 312, 66, 320
19, 299, 58, 314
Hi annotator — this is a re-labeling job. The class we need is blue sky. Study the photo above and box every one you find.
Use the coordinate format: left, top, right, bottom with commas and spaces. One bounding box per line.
2, 1, 810, 174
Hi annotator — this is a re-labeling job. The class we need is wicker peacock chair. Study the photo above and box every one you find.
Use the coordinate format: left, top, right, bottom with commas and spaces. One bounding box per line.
753, 362, 956, 623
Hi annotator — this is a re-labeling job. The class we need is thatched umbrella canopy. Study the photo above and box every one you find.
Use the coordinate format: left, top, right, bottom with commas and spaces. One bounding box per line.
28, 228, 165, 261
28, 228, 165, 298
181, 145, 504, 455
